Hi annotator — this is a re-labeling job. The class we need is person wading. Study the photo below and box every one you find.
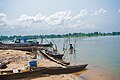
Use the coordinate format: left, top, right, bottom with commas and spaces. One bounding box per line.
69, 44, 73, 54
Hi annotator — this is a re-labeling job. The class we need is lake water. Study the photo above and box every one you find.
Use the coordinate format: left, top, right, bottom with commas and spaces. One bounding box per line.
39, 36, 120, 79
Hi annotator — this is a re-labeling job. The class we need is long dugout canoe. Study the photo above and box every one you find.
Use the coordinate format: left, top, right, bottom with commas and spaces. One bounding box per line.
34, 64, 88, 75
0, 64, 87, 79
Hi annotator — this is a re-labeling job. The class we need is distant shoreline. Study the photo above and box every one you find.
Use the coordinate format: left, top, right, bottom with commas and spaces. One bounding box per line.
0, 32, 120, 41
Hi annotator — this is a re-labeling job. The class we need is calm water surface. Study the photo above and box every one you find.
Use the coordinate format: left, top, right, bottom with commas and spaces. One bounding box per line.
40, 36, 120, 78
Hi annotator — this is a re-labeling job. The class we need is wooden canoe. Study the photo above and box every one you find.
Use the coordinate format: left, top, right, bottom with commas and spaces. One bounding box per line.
45, 50, 64, 59
0, 64, 87, 79
0, 68, 48, 80
0, 46, 37, 52
0, 42, 53, 47
34, 64, 88, 75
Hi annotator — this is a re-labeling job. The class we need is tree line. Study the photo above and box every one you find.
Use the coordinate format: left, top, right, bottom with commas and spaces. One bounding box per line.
0, 32, 120, 41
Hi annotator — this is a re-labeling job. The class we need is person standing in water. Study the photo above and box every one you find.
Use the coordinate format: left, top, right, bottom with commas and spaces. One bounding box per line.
69, 44, 73, 54
70, 44, 73, 49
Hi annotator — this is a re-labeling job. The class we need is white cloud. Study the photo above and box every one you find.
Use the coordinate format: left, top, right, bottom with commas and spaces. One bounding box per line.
99, 8, 107, 14
45, 10, 72, 26
118, 9, 120, 13
16, 10, 89, 27
17, 10, 72, 26
17, 13, 46, 22
91, 8, 107, 16
34, 13, 46, 22
0, 13, 8, 26
17, 14, 34, 22
0, 10, 100, 35
74, 9, 88, 19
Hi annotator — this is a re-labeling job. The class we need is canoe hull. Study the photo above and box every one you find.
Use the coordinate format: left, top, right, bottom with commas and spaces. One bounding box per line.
0, 46, 34, 52
0, 68, 47, 80
0, 42, 53, 47
47, 53, 64, 59
34, 64, 88, 75
0, 42, 53, 52
0, 64, 87, 79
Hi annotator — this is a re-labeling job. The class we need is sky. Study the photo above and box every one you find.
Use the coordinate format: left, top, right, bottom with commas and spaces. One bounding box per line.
0, 0, 120, 35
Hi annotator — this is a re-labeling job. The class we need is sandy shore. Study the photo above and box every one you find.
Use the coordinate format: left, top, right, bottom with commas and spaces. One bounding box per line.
21, 74, 81, 80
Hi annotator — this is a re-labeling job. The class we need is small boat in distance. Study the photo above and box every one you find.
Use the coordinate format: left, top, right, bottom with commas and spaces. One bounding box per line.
0, 37, 53, 48
0, 38, 53, 51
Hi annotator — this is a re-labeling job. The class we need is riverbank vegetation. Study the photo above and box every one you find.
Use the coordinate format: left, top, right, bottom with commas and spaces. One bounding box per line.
0, 32, 120, 41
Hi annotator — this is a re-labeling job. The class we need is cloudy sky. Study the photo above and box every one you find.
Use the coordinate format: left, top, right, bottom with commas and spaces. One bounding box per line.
0, 0, 120, 35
